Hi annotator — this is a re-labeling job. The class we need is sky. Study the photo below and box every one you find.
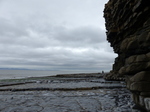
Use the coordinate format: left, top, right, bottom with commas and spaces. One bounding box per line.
0, 0, 117, 72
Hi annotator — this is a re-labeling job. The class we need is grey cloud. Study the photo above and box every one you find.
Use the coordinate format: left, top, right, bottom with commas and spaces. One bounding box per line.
0, 18, 28, 37
55, 26, 106, 43
0, 17, 107, 49
0, 0, 114, 72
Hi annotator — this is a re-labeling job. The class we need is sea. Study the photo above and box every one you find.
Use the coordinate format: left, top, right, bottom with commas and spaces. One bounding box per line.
0, 69, 101, 79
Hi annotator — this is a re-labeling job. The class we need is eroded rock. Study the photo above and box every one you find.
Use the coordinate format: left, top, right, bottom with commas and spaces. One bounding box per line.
103, 0, 150, 111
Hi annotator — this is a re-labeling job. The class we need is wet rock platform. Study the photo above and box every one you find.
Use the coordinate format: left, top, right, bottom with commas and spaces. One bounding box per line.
0, 74, 142, 112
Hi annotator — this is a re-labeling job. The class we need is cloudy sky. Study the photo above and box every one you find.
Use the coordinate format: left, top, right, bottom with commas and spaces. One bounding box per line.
0, 0, 117, 72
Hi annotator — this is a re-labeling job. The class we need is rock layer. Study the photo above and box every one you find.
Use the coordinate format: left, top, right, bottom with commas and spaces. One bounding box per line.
104, 0, 150, 111
0, 76, 137, 112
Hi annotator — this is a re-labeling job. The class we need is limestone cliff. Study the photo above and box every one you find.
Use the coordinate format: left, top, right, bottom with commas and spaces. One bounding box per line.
104, 0, 150, 111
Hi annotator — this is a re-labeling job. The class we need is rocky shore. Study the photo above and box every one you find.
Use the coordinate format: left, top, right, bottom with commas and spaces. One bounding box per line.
0, 73, 143, 112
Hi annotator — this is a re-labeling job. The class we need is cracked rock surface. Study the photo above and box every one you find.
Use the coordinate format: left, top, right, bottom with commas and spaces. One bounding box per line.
0, 76, 141, 112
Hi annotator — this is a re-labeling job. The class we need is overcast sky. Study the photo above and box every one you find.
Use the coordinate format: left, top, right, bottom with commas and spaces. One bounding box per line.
0, 0, 117, 72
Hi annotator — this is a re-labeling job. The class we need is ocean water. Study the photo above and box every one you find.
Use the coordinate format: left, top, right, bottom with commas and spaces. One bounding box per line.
0, 70, 57, 79
0, 69, 99, 79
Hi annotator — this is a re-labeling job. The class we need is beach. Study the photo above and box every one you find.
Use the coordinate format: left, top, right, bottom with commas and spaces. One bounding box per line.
0, 73, 142, 112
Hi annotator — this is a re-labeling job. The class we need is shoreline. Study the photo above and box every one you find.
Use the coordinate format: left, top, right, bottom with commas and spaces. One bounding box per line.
0, 68, 106, 80
0, 72, 104, 81
0, 73, 141, 112
0, 72, 144, 112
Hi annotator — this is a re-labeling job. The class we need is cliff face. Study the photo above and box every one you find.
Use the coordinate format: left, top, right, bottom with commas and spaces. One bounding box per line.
104, 0, 150, 111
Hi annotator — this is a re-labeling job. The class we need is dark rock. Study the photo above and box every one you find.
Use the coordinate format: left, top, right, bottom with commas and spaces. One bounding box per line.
103, 0, 150, 111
